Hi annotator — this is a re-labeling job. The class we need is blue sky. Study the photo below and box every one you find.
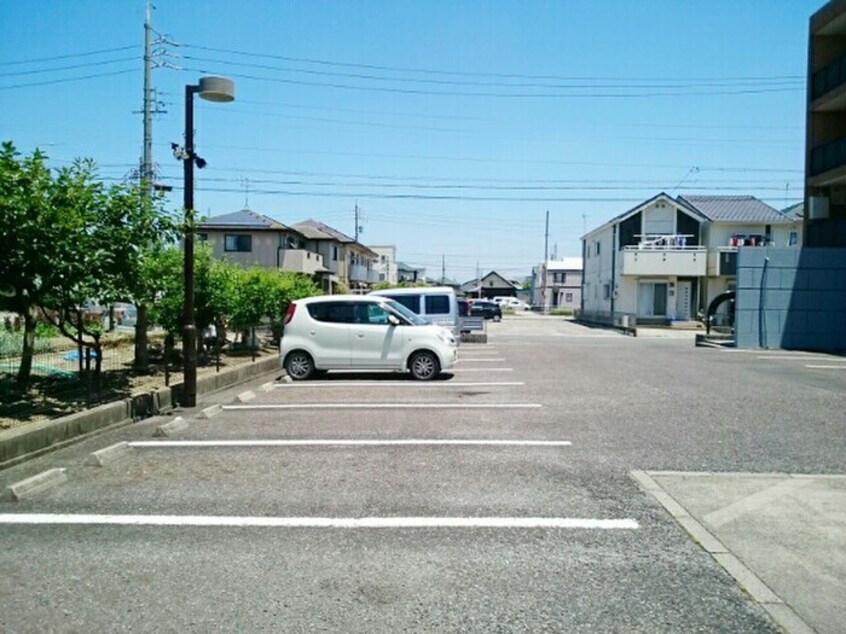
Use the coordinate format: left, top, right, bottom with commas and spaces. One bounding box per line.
1, 1, 820, 282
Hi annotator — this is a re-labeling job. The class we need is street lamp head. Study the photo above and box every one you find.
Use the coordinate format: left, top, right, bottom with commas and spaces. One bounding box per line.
197, 76, 235, 102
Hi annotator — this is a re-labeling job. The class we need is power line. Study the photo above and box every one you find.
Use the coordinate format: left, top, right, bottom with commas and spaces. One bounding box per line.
0, 68, 137, 91
0, 44, 137, 67
180, 43, 802, 83
180, 66, 803, 99
181, 53, 803, 91
0, 56, 139, 78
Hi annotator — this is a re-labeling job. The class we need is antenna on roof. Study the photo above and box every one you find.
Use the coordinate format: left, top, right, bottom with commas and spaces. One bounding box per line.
243, 178, 250, 208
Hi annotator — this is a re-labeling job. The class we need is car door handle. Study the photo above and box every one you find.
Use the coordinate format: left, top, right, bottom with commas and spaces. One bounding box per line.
356, 333, 365, 338
309, 330, 316, 336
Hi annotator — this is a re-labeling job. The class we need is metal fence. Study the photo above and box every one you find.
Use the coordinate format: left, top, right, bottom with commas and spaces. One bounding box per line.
0, 323, 274, 428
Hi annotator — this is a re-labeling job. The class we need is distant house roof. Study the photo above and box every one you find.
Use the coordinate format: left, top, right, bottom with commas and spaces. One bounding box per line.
295, 219, 355, 243
782, 202, 804, 220
545, 258, 583, 271
679, 195, 791, 224
396, 261, 424, 272
582, 192, 706, 239
199, 209, 294, 231
460, 271, 519, 293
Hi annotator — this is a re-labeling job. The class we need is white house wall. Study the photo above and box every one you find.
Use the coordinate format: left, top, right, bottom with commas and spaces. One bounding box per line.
642, 202, 675, 235
582, 224, 615, 313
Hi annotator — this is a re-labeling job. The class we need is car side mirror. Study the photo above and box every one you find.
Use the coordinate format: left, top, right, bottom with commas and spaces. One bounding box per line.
387, 314, 400, 326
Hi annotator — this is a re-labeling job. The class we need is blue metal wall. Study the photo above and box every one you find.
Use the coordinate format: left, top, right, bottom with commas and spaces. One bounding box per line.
735, 248, 846, 352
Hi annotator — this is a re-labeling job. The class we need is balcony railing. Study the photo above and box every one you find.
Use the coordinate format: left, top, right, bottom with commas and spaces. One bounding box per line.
812, 54, 846, 100
279, 249, 325, 275
811, 137, 846, 176
621, 235, 706, 277
349, 263, 368, 282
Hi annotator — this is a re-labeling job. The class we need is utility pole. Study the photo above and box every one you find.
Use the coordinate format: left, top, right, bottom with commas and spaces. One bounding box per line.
142, 0, 153, 195
441, 254, 446, 284
354, 203, 359, 242
542, 210, 549, 314
476, 262, 481, 299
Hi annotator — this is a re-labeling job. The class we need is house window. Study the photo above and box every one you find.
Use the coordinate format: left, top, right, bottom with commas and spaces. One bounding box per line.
224, 234, 251, 252
789, 231, 798, 246
197, 233, 208, 242
553, 272, 566, 284
595, 241, 601, 256
565, 292, 574, 303
603, 283, 611, 300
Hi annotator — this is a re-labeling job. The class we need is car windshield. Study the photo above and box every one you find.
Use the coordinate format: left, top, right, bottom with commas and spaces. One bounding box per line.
382, 299, 428, 326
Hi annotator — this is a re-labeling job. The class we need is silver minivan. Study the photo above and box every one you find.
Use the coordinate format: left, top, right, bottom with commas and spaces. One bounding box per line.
369, 286, 459, 334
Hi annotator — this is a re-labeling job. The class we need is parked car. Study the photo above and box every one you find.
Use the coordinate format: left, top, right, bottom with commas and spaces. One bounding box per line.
505, 299, 532, 311
280, 295, 457, 381
469, 300, 502, 322
370, 286, 459, 335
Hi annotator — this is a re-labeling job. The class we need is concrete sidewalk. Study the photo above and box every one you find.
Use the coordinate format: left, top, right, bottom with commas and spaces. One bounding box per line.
634, 470, 846, 634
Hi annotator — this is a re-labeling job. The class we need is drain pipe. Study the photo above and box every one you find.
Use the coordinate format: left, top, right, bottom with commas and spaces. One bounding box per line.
610, 224, 617, 321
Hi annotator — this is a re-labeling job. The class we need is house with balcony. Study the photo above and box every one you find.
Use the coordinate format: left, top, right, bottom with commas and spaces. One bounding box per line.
197, 209, 328, 279
581, 193, 797, 325
806, 0, 846, 247
292, 219, 379, 292
530, 258, 583, 311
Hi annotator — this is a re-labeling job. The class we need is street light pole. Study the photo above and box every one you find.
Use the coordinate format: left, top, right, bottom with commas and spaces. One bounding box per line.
181, 76, 234, 407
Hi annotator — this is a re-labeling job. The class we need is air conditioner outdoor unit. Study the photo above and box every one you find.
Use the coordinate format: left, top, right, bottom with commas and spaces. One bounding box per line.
808, 196, 830, 220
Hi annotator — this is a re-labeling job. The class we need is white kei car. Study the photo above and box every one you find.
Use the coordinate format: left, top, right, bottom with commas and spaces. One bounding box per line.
280, 295, 458, 381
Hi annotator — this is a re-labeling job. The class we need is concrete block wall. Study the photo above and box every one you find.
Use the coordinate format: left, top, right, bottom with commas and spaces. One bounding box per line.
735, 247, 846, 352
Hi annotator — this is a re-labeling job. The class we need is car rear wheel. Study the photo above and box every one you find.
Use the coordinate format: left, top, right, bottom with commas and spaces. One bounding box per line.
409, 351, 440, 381
493, 314, 502, 322
285, 350, 315, 380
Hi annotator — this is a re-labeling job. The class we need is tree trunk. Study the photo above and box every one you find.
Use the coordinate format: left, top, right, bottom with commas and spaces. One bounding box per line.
134, 304, 149, 370
15, 309, 36, 386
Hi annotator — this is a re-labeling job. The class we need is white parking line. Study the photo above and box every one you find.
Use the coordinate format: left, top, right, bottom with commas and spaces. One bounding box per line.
756, 355, 838, 361
805, 364, 846, 370
0, 513, 638, 530
221, 403, 541, 410
450, 368, 513, 372
129, 439, 572, 448
274, 381, 524, 388
456, 358, 506, 362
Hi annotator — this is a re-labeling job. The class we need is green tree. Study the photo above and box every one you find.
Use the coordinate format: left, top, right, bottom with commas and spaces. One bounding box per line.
0, 142, 53, 384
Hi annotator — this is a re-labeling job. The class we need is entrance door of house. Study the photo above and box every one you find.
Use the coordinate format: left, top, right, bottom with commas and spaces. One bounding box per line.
638, 282, 668, 318
676, 281, 692, 320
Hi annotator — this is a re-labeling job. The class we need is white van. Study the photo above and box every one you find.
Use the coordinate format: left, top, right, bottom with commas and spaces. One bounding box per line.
369, 286, 459, 334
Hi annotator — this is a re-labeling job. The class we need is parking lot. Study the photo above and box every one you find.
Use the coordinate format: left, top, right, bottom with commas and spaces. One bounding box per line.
1, 316, 843, 632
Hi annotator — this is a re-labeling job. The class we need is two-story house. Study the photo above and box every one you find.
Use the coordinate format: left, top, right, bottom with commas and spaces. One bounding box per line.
531, 258, 583, 311
197, 209, 328, 281
292, 220, 379, 292
581, 193, 799, 325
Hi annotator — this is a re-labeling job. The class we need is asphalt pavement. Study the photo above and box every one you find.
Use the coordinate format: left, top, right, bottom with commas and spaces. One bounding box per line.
1, 314, 843, 633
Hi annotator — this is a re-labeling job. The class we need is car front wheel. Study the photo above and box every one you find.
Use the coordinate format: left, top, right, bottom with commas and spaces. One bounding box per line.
492, 314, 502, 322
409, 351, 440, 381
285, 350, 315, 380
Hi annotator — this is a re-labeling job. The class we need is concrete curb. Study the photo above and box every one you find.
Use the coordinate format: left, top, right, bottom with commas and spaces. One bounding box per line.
85, 441, 133, 467
235, 390, 256, 403
154, 417, 188, 437
197, 404, 222, 419
0, 355, 281, 470
6, 468, 68, 500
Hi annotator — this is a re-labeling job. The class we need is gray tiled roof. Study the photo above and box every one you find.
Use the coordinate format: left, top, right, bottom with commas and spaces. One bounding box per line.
679, 196, 791, 224
782, 202, 804, 220
296, 219, 355, 243
199, 209, 291, 230
291, 222, 333, 240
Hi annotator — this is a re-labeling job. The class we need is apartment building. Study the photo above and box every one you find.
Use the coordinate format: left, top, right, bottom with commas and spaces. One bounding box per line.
370, 245, 398, 285
293, 220, 379, 292
806, 0, 846, 247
